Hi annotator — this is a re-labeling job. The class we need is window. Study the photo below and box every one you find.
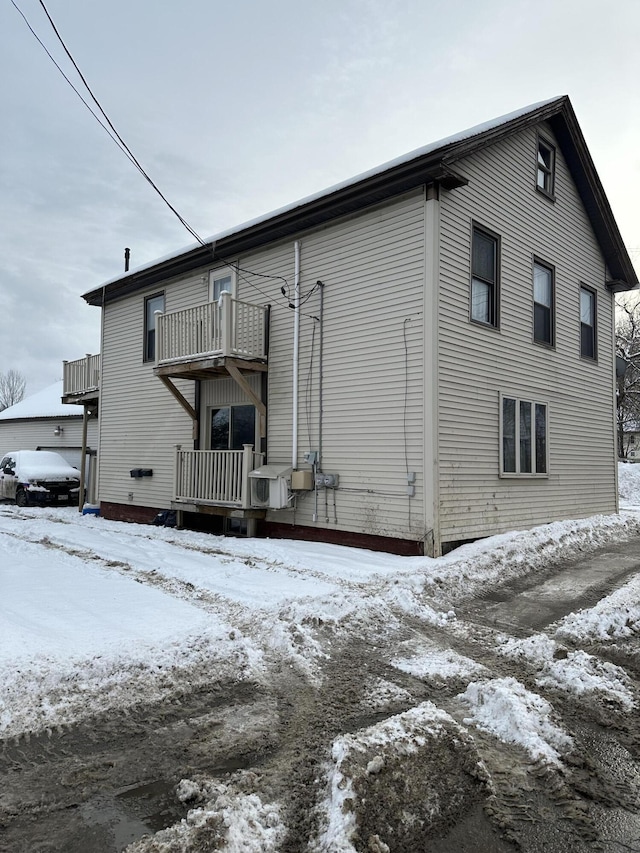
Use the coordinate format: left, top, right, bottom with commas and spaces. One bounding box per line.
536, 137, 555, 197
501, 394, 548, 476
533, 261, 554, 346
209, 269, 234, 302
210, 405, 255, 450
144, 293, 165, 362
471, 226, 499, 327
580, 285, 597, 359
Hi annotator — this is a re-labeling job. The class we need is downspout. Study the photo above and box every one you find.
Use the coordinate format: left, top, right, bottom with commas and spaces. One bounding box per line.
292, 241, 301, 469
318, 280, 324, 470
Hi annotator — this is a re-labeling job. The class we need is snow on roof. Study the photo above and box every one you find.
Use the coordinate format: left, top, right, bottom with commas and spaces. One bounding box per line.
98, 97, 564, 288
0, 381, 83, 421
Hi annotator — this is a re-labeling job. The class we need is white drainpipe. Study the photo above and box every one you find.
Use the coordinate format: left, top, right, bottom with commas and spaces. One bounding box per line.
292, 241, 301, 469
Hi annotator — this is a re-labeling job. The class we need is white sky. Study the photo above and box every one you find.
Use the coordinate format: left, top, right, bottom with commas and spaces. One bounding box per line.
1, 0, 639, 393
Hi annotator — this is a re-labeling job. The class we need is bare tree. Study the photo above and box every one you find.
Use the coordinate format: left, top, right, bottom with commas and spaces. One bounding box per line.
0, 370, 26, 412
616, 296, 640, 458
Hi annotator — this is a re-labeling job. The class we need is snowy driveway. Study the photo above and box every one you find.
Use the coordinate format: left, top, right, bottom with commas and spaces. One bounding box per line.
1, 501, 640, 851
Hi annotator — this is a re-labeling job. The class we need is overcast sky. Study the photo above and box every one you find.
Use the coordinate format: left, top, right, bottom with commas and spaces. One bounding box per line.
1, 0, 639, 395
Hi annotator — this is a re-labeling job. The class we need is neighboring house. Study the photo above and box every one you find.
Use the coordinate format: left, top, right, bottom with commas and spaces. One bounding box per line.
621, 426, 640, 461
75, 96, 637, 555
0, 380, 98, 500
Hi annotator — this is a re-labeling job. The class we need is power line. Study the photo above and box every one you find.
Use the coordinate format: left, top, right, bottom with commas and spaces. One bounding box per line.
13, 0, 308, 309
40, 0, 206, 246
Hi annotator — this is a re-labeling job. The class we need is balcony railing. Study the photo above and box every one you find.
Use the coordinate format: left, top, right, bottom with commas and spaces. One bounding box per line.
63, 354, 100, 397
174, 444, 264, 508
156, 293, 268, 367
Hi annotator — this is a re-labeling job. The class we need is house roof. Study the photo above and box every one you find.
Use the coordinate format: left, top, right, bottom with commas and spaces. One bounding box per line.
83, 96, 637, 307
0, 381, 84, 421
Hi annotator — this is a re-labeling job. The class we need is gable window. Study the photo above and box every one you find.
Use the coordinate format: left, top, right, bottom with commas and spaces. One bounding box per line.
144, 292, 165, 362
210, 405, 255, 450
533, 261, 554, 346
580, 285, 597, 359
501, 394, 548, 476
471, 226, 499, 327
536, 137, 555, 197
209, 269, 234, 302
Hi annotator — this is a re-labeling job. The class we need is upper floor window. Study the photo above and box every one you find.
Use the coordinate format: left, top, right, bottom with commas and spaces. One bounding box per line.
209, 269, 235, 302
501, 394, 548, 477
580, 285, 597, 360
471, 225, 499, 328
144, 292, 165, 362
533, 260, 555, 346
536, 137, 556, 198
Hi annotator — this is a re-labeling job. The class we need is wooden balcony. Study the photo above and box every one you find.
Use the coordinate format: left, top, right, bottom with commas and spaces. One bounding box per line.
173, 444, 264, 511
155, 293, 269, 441
62, 354, 100, 405
155, 292, 268, 378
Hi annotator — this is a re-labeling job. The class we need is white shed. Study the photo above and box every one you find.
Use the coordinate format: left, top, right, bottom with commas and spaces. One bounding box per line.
0, 381, 98, 497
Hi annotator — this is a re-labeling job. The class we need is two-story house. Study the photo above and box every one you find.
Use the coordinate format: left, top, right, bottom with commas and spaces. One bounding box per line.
73, 96, 636, 556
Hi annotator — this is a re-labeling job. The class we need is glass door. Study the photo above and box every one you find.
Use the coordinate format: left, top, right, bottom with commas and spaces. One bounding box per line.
210, 405, 256, 450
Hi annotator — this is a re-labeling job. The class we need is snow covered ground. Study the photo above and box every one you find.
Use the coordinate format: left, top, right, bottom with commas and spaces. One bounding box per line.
1, 491, 638, 743
2, 465, 640, 851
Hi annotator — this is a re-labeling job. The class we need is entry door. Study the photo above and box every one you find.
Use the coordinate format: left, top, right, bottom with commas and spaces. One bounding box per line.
210, 405, 256, 450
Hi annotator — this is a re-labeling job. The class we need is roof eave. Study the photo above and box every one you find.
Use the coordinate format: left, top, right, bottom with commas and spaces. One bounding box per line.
84, 95, 637, 304
83, 160, 468, 306
547, 105, 637, 289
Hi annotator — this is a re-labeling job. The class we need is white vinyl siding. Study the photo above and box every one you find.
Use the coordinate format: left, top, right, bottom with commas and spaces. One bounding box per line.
98, 276, 200, 508
437, 122, 616, 545
241, 191, 428, 541
97, 193, 429, 542
0, 417, 98, 458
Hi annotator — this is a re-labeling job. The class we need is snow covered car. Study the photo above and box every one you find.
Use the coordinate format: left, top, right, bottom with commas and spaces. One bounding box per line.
0, 451, 81, 506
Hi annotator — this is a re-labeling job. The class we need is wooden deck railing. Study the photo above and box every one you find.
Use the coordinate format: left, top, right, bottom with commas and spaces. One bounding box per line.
63, 354, 100, 396
174, 444, 264, 508
156, 293, 268, 366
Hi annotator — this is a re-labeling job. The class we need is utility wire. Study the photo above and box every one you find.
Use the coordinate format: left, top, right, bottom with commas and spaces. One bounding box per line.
34, 0, 206, 246
14, 0, 308, 308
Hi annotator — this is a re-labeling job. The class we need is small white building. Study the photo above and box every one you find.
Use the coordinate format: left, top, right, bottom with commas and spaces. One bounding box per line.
0, 381, 98, 499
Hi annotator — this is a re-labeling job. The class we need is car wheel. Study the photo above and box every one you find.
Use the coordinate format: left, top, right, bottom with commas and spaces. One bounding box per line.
15, 488, 29, 507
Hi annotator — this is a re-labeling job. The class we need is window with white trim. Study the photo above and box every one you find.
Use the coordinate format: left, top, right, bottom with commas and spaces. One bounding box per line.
501, 394, 548, 476
209, 269, 235, 302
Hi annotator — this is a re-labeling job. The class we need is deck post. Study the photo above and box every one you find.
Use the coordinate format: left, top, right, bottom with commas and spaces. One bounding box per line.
174, 444, 182, 502
220, 291, 233, 357
241, 444, 254, 508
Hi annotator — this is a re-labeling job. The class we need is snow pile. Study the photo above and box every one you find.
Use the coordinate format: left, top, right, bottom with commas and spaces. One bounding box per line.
499, 635, 634, 710
384, 511, 640, 613
126, 778, 285, 853
459, 677, 573, 766
553, 573, 640, 643
617, 461, 640, 505
312, 702, 489, 852
391, 643, 487, 684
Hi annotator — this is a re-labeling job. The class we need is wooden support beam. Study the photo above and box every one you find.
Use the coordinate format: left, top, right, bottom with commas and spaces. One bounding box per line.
158, 376, 199, 440
225, 359, 267, 438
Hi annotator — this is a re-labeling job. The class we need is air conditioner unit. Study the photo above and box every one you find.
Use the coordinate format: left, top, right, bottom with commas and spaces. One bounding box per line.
249, 464, 292, 509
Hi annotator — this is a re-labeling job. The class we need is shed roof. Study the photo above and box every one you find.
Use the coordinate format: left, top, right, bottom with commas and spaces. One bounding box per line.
83, 96, 637, 307
0, 381, 84, 421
